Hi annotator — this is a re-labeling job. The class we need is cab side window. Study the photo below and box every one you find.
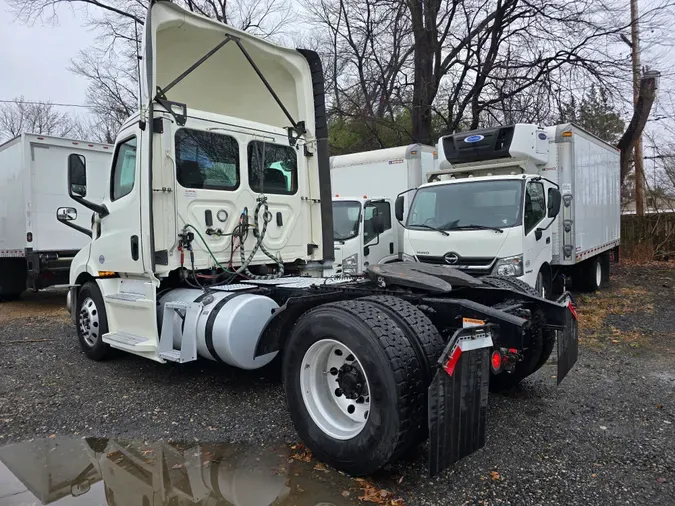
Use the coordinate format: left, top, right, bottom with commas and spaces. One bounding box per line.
524, 181, 546, 234
111, 137, 138, 201
363, 201, 391, 244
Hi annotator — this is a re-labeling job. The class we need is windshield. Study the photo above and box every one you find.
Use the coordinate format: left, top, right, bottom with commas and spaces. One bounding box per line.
407, 180, 523, 230
332, 201, 361, 241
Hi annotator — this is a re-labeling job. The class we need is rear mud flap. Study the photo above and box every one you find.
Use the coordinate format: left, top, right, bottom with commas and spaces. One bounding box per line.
428, 326, 492, 478
557, 301, 579, 385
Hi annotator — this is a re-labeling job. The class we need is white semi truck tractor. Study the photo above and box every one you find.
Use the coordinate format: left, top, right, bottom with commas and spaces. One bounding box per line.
58, 1, 579, 477
397, 124, 620, 297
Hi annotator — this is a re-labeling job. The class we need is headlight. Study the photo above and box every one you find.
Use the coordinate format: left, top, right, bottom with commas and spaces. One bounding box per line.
342, 253, 359, 274
401, 253, 417, 262
493, 255, 523, 277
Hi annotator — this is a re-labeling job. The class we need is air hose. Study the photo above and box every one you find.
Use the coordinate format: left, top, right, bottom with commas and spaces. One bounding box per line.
237, 195, 284, 280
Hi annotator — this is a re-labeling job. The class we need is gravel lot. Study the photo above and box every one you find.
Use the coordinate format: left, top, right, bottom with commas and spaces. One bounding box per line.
1, 265, 674, 505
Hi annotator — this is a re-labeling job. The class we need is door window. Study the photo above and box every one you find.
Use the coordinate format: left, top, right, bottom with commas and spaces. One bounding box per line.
524, 181, 546, 234
176, 129, 239, 190
111, 137, 137, 201
248, 141, 298, 194
364, 202, 391, 244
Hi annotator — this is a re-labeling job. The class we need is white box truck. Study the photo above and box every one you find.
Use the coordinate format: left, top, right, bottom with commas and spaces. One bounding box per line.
56, 1, 579, 478
396, 123, 620, 296
0, 134, 111, 300
330, 144, 436, 274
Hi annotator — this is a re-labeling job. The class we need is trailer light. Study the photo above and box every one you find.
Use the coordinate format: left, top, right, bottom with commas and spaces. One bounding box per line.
335, 194, 339, 197
88, 144, 94, 147
444, 345, 462, 376
97, 271, 117, 278
562, 131, 573, 137
491, 350, 502, 372
568, 301, 578, 320
26, 232, 33, 242
410, 150, 417, 155
363, 195, 368, 198
103, 146, 109, 149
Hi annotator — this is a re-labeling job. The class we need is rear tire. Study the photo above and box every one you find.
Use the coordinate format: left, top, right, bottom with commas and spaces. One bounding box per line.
76, 281, 113, 361
579, 256, 603, 292
282, 300, 425, 476
0, 258, 26, 302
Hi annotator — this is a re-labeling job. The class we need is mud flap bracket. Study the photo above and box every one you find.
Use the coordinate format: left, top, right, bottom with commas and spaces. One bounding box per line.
428, 325, 493, 477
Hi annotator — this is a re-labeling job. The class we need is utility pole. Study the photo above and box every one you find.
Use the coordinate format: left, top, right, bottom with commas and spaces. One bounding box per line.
631, 0, 646, 216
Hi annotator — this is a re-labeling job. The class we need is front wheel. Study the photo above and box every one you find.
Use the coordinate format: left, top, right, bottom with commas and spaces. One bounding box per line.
76, 281, 113, 361
282, 300, 425, 476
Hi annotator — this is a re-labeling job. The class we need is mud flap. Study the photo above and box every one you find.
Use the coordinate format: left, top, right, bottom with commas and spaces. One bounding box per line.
557, 297, 579, 385
428, 326, 493, 477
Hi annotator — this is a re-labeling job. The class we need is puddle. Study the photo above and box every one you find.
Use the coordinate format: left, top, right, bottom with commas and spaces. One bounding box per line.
0, 438, 368, 506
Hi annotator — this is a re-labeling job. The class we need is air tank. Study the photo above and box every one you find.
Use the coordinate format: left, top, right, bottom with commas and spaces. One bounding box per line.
158, 288, 279, 369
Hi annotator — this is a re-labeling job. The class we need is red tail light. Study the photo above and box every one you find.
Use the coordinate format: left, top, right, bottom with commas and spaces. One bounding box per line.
444, 346, 462, 376
491, 350, 502, 372
568, 301, 578, 320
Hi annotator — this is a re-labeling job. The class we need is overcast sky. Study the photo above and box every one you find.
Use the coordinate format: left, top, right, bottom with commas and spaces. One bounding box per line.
0, 0, 97, 108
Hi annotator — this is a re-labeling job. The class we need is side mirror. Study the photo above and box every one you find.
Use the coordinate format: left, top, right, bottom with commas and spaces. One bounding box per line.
395, 195, 405, 222
547, 188, 562, 218
57, 207, 78, 222
535, 228, 543, 241
68, 154, 87, 198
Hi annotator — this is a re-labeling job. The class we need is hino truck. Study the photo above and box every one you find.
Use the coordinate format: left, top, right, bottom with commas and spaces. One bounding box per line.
58, 1, 578, 478
397, 124, 620, 297
330, 144, 435, 274
0, 134, 111, 300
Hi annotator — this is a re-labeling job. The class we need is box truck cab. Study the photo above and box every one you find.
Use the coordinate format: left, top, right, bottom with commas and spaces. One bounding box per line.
332, 196, 397, 274
330, 144, 436, 274
398, 123, 620, 296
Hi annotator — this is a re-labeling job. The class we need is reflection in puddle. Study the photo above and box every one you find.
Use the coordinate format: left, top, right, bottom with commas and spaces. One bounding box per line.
0, 438, 362, 505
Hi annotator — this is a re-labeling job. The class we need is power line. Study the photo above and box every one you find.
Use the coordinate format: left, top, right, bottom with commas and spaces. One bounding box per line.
0, 99, 92, 109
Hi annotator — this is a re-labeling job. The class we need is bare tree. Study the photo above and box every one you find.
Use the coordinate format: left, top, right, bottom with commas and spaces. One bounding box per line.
0, 97, 79, 141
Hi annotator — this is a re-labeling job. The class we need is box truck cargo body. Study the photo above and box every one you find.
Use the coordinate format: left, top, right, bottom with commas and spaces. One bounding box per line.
0, 134, 111, 298
330, 144, 436, 273
400, 123, 620, 295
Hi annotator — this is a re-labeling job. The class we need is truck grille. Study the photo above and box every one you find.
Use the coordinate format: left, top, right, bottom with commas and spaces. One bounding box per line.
417, 255, 495, 275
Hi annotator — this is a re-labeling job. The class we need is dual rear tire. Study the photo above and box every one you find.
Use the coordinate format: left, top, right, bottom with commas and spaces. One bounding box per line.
282, 297, 444, 476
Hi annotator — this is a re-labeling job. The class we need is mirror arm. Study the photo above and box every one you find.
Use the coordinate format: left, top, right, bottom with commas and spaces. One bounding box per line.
59, 219, 93, 238
71, 195, 109, 218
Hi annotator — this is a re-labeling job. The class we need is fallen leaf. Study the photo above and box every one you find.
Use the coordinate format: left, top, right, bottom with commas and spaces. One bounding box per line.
141, 449, 153, 456
611, 339, 620, 343
657, 477, 666, 484
314, 463, 330, 473
657, 403, 663, 409
599, 426, 607, 430
490, 471, 501, 481
172, 464, 183, 469
342, 491, 350, 497
591, 474, 597, 478
397, 475, 405, 484
49, 434, 56, 439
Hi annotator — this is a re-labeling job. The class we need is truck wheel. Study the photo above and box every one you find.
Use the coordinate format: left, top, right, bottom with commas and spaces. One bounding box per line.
580, 256, 603, 292
0, 259, 25, 302
534, 269, 552, 299
283, 300, 424, 476
358, 296, 445, 441
76, 281, 112, 361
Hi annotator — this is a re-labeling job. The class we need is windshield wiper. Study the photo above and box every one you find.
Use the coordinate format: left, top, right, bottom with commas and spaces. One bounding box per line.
410, 224, 449, 236
446, 224, 504, 233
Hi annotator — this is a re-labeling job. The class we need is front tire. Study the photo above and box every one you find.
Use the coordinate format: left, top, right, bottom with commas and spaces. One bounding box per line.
283, 300, 425, 476
76, 281, 112, 361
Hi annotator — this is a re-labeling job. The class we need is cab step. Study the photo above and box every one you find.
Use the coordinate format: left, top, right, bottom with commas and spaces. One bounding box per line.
104, 293, 154, 309
103, 331, 157, 352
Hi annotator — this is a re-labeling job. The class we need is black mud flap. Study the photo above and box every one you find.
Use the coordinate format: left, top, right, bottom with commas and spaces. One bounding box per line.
557, 296, 579, 385
428, 325, 493, 478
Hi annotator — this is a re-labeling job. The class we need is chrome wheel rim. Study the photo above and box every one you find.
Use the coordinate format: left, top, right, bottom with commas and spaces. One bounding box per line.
79, 297, 100, 347
300, 339, 371, 440
595, 261, 602, 287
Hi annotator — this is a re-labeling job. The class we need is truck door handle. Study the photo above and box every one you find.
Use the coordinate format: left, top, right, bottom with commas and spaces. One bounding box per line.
546, 237, 551, 244
131, 235, 139, 260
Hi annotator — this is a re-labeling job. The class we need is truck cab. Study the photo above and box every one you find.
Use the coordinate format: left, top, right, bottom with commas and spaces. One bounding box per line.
398, 124, 562, 296
332, 197, 397, 274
